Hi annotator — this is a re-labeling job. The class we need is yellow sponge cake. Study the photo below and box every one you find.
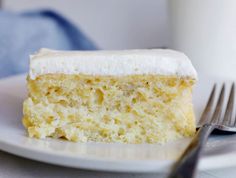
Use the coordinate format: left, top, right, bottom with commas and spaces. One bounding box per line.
23, 48, 197, 144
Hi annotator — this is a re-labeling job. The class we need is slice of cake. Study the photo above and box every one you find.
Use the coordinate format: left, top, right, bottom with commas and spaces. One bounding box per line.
23, 48, 197, 144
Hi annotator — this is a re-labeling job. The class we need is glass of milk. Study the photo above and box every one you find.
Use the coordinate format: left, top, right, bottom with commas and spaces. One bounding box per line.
168, 0, 236, 79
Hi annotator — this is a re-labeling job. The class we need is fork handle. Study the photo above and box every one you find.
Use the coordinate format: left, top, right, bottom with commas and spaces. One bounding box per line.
167, 124, 215, 178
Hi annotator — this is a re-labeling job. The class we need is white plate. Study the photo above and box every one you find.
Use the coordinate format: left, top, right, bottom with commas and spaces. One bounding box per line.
0, 74, 236, 173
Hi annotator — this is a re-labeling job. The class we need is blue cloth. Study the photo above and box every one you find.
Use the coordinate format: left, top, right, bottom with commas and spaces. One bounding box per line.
0, 10, 97, 78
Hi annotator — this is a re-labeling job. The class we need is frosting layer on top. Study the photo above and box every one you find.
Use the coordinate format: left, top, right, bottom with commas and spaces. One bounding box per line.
29, 48, 197, 79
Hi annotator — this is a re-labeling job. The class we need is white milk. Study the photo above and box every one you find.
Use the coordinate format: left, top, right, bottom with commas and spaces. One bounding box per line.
168, 0, 236, 79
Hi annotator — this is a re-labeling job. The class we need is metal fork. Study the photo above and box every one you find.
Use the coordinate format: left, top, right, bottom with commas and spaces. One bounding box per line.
167, 83, 235, 178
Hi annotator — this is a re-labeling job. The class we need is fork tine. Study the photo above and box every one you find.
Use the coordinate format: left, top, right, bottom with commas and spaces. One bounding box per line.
198, 84, 216, 126
234, 113, 236, 126
223, 83, 235, 126
210, 83, 225, 124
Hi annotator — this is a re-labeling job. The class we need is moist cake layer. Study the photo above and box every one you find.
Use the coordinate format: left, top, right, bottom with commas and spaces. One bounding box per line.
29, 48, 197, 79
23, 48, 197, 144
23, 74, 196, 143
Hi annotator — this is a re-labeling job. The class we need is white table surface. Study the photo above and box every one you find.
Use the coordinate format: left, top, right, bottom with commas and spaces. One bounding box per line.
0, 150, 235, 178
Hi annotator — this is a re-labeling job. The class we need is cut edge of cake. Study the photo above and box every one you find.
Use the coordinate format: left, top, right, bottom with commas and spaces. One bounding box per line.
23, 48, 197, 144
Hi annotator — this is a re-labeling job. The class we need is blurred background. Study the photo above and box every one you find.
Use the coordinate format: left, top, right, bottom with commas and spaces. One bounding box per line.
1, 0, 236, 79
2, 0, 169, 49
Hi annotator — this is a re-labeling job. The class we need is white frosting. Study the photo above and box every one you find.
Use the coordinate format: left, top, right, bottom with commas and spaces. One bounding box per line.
29, 48, 197, 80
